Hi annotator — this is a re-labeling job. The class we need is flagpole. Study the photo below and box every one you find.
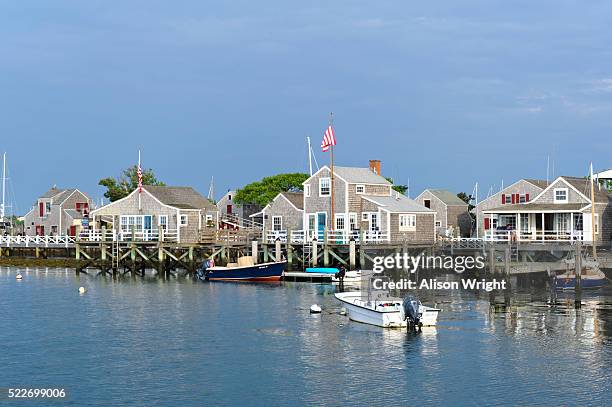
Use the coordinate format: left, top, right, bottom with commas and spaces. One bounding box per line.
329, 112, 335, 235
138, 150, 142, 211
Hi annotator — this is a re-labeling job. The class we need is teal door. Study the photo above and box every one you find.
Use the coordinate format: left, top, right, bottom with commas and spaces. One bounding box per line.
317, 213, 326, 241
144, 216, 152, 240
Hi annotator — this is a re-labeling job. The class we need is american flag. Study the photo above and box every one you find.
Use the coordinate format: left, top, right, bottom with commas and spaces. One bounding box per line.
321, 125, 336, 152
137, 163, 143, 192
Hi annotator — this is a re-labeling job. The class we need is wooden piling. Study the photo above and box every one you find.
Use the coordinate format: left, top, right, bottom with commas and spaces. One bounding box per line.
311, 239, 318, 267
349, 239, 356, 270
251, 240, 258, 264
275, 239, 282, 262
575, 241, 582, 309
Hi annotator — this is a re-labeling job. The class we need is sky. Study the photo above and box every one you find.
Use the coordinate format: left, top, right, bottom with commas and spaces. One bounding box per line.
1, 1, 611, 214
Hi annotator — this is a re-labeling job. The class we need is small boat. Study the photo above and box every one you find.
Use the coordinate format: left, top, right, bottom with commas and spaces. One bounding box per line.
196, 256, 285, 282
331, 269, 368, 285
305, 267, 338, 274
334, 291, 441, 328
555, 266, 607, 290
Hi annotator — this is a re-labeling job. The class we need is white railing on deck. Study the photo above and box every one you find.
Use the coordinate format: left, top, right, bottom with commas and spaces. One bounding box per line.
266, 230, 389, 244
0, 235, 76, 247
78, 229, 179, 242
484, 230, 585, 242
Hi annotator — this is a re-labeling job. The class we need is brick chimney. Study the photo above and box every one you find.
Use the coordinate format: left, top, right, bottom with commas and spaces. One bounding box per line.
369, 160, 381, 175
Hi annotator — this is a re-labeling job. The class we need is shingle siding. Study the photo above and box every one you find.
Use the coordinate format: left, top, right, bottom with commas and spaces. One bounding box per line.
263, 196, 303, 233
388, 213, 435, 244
475, 180, 545, 237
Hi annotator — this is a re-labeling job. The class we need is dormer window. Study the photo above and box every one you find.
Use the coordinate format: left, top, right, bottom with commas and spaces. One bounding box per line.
319, 178, 331, 197
554, 188, 568, 203
356, 184, 365, 194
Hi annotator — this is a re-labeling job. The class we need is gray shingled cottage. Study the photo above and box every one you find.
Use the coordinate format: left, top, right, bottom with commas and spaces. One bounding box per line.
23, 187, 92, 236
90, 186, 218, 244
255, 191, 303, 242
302, 160, 435, 244
415, 189, 471, 237
482, 176, 612, 243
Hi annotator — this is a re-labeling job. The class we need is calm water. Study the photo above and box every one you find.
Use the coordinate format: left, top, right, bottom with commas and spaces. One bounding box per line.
0, 267, 610, 406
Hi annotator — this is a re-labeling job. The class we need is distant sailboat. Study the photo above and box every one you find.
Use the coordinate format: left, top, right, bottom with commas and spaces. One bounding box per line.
555, 163, 607, 290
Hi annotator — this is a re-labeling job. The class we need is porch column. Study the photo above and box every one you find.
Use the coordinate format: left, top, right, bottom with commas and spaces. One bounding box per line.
516, 213, 521, 242
570, 213, 574, 240
541, 213, 545, 241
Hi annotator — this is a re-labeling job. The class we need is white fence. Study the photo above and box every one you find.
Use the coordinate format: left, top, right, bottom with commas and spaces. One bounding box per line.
483, 230, 586, 242
266, 230, 389, 244
0, 235, 76, 247
78, 229, 179, 242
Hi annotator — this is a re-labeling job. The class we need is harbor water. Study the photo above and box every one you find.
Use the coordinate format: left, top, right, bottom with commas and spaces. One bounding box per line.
1, 266, 610, 406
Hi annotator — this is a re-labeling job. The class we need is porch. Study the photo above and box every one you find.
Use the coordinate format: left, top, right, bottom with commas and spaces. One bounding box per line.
265, 229, 389, 245
482, 210, 587, 242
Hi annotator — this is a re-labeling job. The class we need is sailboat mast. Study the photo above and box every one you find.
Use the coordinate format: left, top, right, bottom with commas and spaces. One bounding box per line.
329, 113, 335, 233
590, 162, 597, 259
307, 137, 313, 176
1, 152, 5, 221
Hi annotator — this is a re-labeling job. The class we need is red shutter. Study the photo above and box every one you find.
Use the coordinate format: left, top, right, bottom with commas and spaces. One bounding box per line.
39, 202, 44, 217
511, 194, 515, 204
516, 193, 520, 203
525, 193, 529, 202
76, 202, 81, 211
502, 195, 506, 204
484, 218, 490, 230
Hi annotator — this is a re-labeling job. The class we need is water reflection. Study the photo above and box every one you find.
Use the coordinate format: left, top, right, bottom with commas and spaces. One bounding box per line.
0, 266, 610, 406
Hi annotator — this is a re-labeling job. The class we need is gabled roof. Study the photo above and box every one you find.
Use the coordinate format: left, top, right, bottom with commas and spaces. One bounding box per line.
422, 189, 467, 206
362, 194, 434, 213
334, 166, 391, 185
41, 187, 67, 199
279, 192, 304, 210
560, 176, 611, 203
524, 179, 550, 189
306, 165, 391, 185
145, 186, 216, 210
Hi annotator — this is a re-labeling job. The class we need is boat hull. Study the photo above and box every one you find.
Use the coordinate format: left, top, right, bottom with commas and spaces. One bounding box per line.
205, 261, 285, 282
554, 276, 607, 290
335, 292, 440, 328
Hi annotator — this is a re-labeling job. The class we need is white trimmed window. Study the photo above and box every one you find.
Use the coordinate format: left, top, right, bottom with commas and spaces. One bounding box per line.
272, 216, 282, 231
504, 194, 512, 205
205, 214, 214, 227
158, 215, 168, 231
399, 214, 416, 231
362, 212, 369, 221
180, 214, 188, 226
554, 188, 568, 203
120, 215, 144, 232
319, 178, 331, 196
519, 194, 527, 203
335, 215, 345, 230
304, 184, 311, 197
356, 184, 365, 194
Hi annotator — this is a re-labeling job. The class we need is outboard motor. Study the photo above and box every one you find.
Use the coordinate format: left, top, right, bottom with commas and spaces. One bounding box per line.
195, 259, 214, 281
402, 296, 422, 330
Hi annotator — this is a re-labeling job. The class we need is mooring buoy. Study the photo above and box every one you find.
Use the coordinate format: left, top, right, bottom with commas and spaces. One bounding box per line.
16, 273, 23, 280
310, 304, 322, 314
78, 286, 87, 294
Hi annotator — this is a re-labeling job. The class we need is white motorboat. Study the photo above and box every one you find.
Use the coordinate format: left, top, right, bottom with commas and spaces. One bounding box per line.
331, 269, 366, 285
334, 291, 441, 328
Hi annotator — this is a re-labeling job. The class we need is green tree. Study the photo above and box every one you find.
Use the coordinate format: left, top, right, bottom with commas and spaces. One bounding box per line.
457, 192, 476, 213
235, 173, 309, 206
385, 177, 408, 195
99, 165, 165, 202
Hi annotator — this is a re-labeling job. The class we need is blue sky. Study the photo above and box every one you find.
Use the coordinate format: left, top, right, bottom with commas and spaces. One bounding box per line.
1, 1, 611, 213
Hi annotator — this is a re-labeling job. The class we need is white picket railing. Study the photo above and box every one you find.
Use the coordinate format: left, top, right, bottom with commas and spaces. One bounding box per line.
78, 229, 179, 242
484, 230, 585, 242
0, 235, 76, 247
266, 229, 389, 244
